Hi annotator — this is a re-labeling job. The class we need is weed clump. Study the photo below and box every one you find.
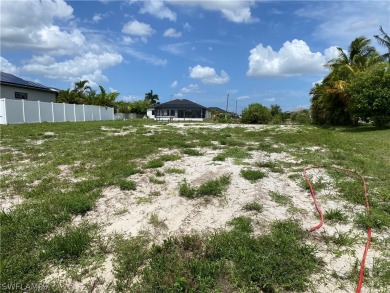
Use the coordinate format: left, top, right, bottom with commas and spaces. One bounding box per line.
243, 202, 263, 213
118, 179, 136, 190
240, 169, 266, 182
179, 175, 231, 198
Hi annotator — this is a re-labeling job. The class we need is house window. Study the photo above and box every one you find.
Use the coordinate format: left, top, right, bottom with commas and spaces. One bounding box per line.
15, 92, 28, 99
152, 110, 155, 115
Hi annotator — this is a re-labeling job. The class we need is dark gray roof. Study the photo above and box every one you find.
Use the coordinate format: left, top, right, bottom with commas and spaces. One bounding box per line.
0, 71, 58, 93
208, 107, 228, 113
154, 99, 206, 109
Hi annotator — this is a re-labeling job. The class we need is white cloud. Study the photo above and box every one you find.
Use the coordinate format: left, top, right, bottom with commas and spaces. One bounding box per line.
92, 14, 103, 23
163, 28, 182, 38
168, 0, 257, 23
171, 80, 178, 88
295, 2, 390, 46
183, 22, 192, 32
236, 95, 250, 100
122, 20, 155, 37
189, 65, 230, 84
121, 95, 140, 101
122, 36, 135, 45
0, 0, 86, 54
160, 42, 190, 55
139, 0, 176, 21
247, 39, 337, 77
22, 52, 123, 84
180, 84, 200, 93
0, 57, 19, 75
123, 48, 167, 66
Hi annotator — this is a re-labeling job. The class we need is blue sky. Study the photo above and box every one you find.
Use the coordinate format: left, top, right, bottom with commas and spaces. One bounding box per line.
1, 1, 389, 112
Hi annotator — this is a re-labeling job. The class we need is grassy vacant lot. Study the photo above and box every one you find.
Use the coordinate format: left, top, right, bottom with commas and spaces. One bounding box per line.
0, 120, 389, 292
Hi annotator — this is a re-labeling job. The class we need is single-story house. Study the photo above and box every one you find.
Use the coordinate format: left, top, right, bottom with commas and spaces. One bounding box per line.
0, 71, 58, 103
147, 99, 209, 121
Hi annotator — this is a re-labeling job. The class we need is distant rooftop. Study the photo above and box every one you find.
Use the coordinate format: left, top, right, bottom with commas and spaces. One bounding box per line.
154, 99, 207, 109
0, 71, 58, 93
207, 107, 228, 113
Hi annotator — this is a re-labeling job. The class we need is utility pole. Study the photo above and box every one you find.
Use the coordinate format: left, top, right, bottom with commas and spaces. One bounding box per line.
226, 94, 229, 112
235, 99, 237, 114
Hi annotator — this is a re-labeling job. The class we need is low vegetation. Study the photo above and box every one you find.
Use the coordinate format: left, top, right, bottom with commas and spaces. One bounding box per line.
179, 175, 231, 198
0, 120, 389, 291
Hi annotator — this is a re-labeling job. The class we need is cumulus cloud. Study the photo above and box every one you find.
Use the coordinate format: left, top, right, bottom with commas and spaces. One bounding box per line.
168, 0, 257, 23
163, 28, 182, 38
0, 0, 86, 54
189, 65, 230, 84
139, 0, 176, 21
22, 52, 123, 84
171, 80, 178, 88
247, 39, 338, 77
122, 20, 155, 36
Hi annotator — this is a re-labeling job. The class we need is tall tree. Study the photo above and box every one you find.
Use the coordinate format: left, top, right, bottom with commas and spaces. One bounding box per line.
374, 26, 390, 62
144, 90, 159, 105
311, 37, 379, 125
72, 80, 93, 101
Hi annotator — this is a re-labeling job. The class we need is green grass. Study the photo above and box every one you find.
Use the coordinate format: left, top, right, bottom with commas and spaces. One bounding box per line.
179, 175, 231, 198
243, 202, 264, 213
113, 220, 318, 292
165, 168, 185, 174
240, 169, 266, 182
182, 148, 203, 156
45, 224, 95, 263
149, 176, 165, 184
117, 179, 137, 190
145, 159, 164, 169
269, 191, 292, 205
148, 213, 167, 229
324, 208, 348, 223
1, 120, 389, 291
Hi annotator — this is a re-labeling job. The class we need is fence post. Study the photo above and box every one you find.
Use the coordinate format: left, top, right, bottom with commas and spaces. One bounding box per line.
99, 106, 102, 120
38, 101, 41, 123
52, 102, 55, 122
22, 99, 26, 123
63, 103, 66, 121
83, 104, 86, 121
3, 99, 8, 124
74, 103, 76, 122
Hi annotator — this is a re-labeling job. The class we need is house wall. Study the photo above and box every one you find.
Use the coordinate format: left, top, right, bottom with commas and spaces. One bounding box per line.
147, 108, 155, 118
0, 84, 56, 103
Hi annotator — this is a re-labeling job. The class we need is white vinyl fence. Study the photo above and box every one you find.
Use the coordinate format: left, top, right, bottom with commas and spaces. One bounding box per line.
0, 99, 114, 125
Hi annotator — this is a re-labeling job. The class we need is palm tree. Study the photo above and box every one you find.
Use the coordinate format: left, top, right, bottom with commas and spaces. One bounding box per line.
270, 104, 282, 117
326, 36, 377, 72
144, 90, 159, 105
374, 26, 390, 62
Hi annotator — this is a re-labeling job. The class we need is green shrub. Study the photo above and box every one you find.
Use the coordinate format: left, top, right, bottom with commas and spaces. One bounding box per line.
241, 103, 272, 124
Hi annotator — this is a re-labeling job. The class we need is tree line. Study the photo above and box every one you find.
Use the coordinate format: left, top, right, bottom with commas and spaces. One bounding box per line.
310, 26, 390, 127
57, 82, 159, 114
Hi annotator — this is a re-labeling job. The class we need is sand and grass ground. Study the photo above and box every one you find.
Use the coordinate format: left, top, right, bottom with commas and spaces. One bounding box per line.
1, 120, 389, 292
